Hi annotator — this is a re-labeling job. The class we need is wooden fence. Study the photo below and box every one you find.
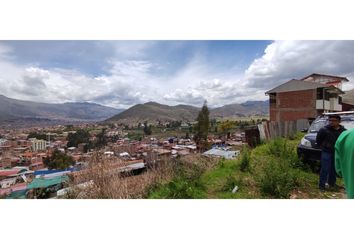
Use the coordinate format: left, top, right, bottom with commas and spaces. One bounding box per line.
258, 119, 310, 140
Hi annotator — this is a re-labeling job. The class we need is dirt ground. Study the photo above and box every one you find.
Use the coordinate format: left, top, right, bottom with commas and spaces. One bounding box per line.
290, 187, 347, 199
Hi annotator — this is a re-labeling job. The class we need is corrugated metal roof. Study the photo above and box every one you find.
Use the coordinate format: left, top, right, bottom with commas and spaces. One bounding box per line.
0, 169, 21, 177
265, 79, 343, 94
27, 176, 69, 189
203, 149, 240, 159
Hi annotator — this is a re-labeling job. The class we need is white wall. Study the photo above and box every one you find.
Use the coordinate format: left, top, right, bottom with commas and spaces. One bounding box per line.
316, 100, 330, 110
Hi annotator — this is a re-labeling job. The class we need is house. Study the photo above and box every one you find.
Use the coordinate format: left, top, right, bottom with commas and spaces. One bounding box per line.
265, 74, 347, 122
341, 89, 354, 111
300, 73, 349, 90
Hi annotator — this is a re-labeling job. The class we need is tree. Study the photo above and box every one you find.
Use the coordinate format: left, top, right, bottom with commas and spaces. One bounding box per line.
95, 128, 107, 149
67, 129, 90, 147
194, 101, 210, 150
43, 149, 74, 170
219, 120, 234, 139
143, 121, 152, 135
27, 132, 48, 141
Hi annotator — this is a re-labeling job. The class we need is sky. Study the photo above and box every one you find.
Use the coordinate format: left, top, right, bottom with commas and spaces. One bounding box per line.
1, 40, 354, 109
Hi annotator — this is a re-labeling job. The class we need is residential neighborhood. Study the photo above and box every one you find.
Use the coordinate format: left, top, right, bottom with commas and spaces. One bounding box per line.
1, 72, 354, 199
0, 120, 249, 198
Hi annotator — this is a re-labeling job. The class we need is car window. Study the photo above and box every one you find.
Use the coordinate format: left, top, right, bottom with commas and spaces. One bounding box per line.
308, 120, 327, 133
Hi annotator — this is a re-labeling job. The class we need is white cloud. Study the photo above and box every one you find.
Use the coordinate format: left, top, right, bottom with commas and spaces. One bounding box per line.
0, 41, 257, 108
13, 67, 50, 96
162, 55, 254, 107
164, 78, 266, 107
0, 55, 159, 108
2, 41, 354, 109
245, 40, 354, 90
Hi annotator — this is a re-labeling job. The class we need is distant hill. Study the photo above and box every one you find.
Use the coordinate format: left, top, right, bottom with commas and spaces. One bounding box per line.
210, 103, 247, 118
107, 100, 269, 123
240, 100, 269, 115
0, 94, 124, 123
107, 102, 200, 123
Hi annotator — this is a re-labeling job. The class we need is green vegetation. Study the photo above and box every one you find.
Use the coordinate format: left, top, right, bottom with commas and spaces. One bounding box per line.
194, 101, 210, 150
239, 146, 251, 172
147, 132, 344, 199
127, 131, 143, 141
219, 120, 234, 138
95, 129, 107, 149
27, 132, 49, 141
148, 158, 208, 199
143, 121, 152, 135
43, 149, 74, 170
67, 129, 90, 148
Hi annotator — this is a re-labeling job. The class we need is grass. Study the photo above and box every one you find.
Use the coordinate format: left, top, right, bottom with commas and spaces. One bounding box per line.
200, 159, 260, 198
146, 132, 346, 199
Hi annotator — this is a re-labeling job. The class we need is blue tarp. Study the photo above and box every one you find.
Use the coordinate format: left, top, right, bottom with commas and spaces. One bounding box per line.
34, 168, 78, 176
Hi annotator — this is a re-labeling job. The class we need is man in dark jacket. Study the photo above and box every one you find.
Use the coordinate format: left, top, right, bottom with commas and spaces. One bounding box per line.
316, 114, 346, 191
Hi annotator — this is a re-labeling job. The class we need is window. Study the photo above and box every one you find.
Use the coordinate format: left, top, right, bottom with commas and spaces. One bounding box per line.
317, 88, 323, 100
324, 91, 330, 100
270, 93, 276, 104
308, 119, 326, 133
317, 88, 331, 100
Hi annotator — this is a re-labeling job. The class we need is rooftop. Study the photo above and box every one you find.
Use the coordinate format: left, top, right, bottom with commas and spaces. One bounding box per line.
265, 79, 344, 95
300, 73, 349, 82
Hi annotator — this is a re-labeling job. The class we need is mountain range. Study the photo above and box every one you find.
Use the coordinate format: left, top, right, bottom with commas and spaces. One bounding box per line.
0, 95, 269, 126
0, 94, 123, 124
107, 100, 269, 124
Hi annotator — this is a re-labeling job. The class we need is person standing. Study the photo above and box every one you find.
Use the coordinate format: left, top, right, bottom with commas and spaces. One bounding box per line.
316, 115, 346, 191
335, 128, 354, 198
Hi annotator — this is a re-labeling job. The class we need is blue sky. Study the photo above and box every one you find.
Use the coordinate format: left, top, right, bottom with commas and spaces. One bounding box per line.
1, 40, 269, 76
0, 40, 354, 109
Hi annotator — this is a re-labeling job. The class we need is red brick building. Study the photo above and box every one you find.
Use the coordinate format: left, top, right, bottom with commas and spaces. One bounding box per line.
266, 74, 347, 122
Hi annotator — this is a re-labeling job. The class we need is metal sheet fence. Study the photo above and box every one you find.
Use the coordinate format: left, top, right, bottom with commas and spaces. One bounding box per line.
258, 119, 310, 140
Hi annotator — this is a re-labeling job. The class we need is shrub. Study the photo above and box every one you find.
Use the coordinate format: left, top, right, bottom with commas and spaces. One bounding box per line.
240, 147, 251, 172
256, 158, 299, 198
267, 138, 297, 160
218, 158, 226, 168
221, 174, 243, 192
166, 178, 206, 198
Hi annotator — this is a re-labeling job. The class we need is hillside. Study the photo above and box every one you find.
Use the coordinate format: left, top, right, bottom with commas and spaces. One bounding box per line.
211, 103, 248, 118
240, 100, 269, 115
107, 102, 200, 123
107, 100, 269, 123
0, 94, 123, 123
